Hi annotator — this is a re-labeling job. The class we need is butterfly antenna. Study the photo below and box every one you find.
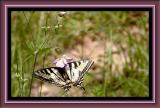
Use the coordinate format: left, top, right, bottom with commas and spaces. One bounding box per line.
80, 86, 85, 91
76, 84, 86, 93
79, 86, 86, 96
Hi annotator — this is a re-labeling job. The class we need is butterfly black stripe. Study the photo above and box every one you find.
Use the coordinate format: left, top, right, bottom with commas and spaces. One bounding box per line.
68, 63, 73, 80
78, 61, 81, 65
58, 68, 70, 81
44, 69, 50, 75
73, 62, 78, 68
49, 68, 66, 82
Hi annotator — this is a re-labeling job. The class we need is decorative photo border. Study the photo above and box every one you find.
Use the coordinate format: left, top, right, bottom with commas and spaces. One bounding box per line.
0, 1, 159, 108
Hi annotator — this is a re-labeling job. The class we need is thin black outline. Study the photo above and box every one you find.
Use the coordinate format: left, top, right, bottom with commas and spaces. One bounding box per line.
7, 7, 153, 102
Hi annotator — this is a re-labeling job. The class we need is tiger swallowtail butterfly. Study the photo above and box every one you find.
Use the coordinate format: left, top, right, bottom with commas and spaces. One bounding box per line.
33, 60, 94, 91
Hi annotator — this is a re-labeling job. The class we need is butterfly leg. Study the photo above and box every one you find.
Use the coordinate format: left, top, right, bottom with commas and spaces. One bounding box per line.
63, 85, 71, 92
73, 80, 85, 90
76, 84, 85, 91
62, 86, 71, 97
73, 80, 84, 90
75, 84, 87, 96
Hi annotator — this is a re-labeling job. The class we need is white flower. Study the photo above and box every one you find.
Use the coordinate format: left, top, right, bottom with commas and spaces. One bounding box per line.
41, 26, 51, 32
58, 11, 67, 17
53, 55, 74, 68
41, 26, 50, 29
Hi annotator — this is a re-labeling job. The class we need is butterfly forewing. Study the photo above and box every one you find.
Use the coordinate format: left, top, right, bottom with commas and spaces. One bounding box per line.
66, 60, 94, 83
76, 60, 94, 83
33, 67, 67, 87
65, 62, 79, 82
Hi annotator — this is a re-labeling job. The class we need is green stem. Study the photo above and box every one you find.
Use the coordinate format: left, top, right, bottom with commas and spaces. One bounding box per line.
39, 15, 48, 96
81, 36, 84, 59
21, 65, 24, 96
39, 53, 46, 96
39, 82, 43, 97
16, 62, 21, 97
103, 27, 113, 96
103, 35, 107, 96
29, 53, 38, 97
22, 11, 35, 46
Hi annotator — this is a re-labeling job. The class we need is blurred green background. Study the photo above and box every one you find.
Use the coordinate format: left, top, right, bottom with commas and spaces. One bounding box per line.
11, 11, 149, 97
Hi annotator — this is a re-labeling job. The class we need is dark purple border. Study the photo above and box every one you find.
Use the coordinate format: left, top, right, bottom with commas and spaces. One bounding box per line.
0, 0, 159, 108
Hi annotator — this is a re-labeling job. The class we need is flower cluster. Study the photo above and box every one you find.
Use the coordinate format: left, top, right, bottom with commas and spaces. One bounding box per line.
53, 55, 74, 68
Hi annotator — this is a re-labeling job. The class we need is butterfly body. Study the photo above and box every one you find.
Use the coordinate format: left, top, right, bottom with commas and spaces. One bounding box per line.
33, 60, 94, 91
